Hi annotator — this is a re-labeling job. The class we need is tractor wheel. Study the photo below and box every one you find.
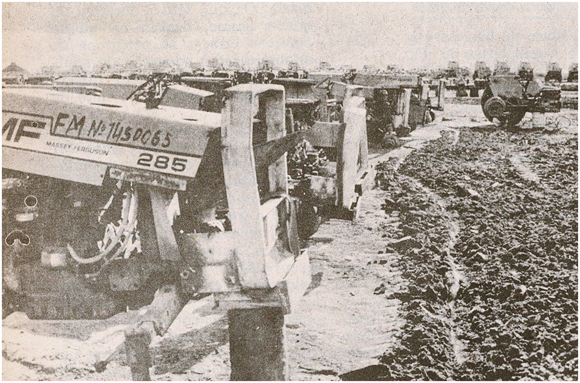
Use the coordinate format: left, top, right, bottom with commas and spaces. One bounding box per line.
505, 108, 527, 126
481, 87, 526, 126
480, 87, 495, 122
470, 87, 479, 98
297, 202, 321, 240
482, 87, 509, 124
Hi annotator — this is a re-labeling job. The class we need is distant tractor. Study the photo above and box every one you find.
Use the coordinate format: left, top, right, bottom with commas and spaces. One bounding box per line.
278, 63, 308, 79
545, 62, 562, 83
567, 63, 578, 83
258, 60, 275, 72
481, 75, 561, 126
255, 60, 276, 83
210, 69, 230, 78
472, 61, 492, 97
493, 61, 511, 76
517, 62, 534, 82
441, 61, 470, 96
233, 70, 253, 84
444, 61, 461, 89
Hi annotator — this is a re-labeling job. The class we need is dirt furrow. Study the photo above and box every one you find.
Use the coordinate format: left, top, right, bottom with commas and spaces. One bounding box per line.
396, 125, 578, 380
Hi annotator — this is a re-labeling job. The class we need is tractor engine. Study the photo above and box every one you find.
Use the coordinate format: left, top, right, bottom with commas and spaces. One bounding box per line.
2, 170, 176, 319
481, 75, 561, 126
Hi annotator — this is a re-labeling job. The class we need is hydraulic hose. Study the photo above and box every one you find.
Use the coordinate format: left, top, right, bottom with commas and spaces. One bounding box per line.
68, 189, 138, 265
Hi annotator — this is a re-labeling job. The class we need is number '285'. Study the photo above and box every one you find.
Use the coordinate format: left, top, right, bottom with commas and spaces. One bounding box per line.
137, 153, 187, 172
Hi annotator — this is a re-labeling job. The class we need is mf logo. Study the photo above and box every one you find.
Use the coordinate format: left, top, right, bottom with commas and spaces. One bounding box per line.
2, 112, 52, 143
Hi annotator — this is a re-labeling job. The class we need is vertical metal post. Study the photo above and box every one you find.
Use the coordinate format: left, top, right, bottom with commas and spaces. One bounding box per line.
437, 79, 446, 111
124, 325, 153, 381
421, 83, 430, 101
339, 88, 367, 211
222, 85, 291, 381
221, 88, 270, 289
392, 89, 404, 129
393, 88, 412, 129
228, 307, 287, 381
401, 88, 412, 127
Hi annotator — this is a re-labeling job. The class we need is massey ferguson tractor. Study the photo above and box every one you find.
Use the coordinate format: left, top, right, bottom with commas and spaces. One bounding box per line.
481, 74, 561, 126
517, 62, 534, 82
270, 77, 373, 237
47, 73, 373, 233
2, 84, 313, 380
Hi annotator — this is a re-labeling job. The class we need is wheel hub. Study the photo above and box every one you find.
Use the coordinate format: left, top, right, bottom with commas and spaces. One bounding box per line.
484, 96, 506, 119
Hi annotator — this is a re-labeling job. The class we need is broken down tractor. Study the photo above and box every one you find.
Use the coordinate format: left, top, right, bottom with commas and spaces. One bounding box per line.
2, 84, 311, 379
481, 75, 561, 126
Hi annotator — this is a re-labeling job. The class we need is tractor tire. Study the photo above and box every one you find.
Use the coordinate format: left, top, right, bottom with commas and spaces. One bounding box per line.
481, 87, 497, 122
481, 87, 526, 126
297, 202, 321, 240
505, 108, 527, 126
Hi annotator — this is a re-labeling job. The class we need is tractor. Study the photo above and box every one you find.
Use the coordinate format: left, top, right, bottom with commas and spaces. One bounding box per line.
545, 62, 563, 83
481, 75, 561, 126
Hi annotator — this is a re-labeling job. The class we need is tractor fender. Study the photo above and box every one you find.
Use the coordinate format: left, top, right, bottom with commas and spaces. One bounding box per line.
489, 76, 525, 99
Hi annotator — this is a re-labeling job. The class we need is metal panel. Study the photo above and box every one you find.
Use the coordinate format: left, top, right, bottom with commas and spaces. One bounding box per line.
221, 87, 269, 288
3, 88, 220, 179
339, 91, 368, 210
354, 73, 420, 88
161, 85, 213, 110
3, 146, 107, 185
271, 78, 317, 101
221, 84, 295, 289
304, 121, 343, 148
55, 77, 143, 99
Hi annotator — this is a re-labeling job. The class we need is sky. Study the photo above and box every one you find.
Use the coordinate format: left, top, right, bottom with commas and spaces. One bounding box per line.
2, 2, 578, 73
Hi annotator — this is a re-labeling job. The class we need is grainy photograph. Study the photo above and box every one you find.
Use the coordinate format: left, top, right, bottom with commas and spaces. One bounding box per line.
2, 2, 578, 381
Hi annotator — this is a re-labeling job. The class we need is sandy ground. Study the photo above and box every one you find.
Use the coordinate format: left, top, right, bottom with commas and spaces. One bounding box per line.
2, 101, 576, 380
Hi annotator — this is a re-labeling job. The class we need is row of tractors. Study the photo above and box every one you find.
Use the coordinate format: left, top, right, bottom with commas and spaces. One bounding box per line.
432, 60, 565, 126
438, 61, 578, 97
2, 52, 566, 379
4, 63, 440, 380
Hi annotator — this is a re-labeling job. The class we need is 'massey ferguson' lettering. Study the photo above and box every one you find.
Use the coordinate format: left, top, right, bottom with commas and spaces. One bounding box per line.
3, 117, 45, 142
45, 141, 110, 156
53, 112, 172, 149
